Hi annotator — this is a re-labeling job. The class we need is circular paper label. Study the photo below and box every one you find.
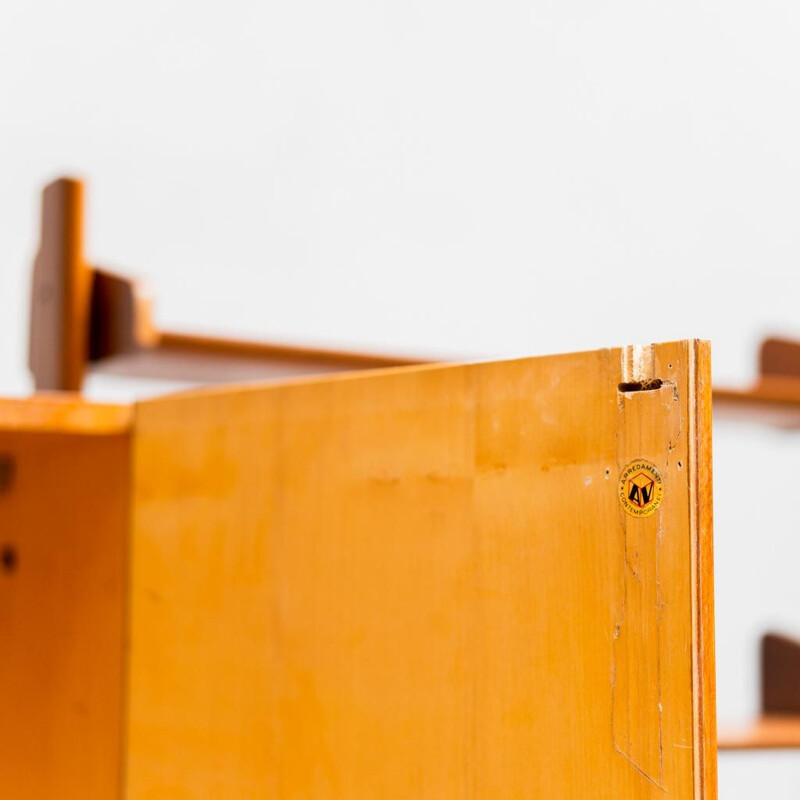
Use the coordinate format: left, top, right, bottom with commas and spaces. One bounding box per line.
617, 459, 664, 518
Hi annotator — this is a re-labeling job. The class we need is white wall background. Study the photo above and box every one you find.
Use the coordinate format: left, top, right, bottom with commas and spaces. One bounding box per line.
2, 0, 800, 794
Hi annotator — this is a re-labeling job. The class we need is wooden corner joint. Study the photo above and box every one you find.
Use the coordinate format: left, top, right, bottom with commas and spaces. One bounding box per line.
28, 177, 155, 392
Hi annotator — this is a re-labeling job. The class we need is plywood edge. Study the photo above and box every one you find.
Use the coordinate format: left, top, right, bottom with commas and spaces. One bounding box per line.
689, 340, 717, 799
0, 395, 133, 435
134, 339, 702, 408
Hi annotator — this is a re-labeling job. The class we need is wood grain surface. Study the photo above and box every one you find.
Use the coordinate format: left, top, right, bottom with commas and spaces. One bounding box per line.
0, 423, 130, 798
125, 340, 716, 798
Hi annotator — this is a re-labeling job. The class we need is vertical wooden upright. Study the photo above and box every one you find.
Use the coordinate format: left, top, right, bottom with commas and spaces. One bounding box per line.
28, 179, 91, 392
124, 340, 716, 798
0, 399, 131, 798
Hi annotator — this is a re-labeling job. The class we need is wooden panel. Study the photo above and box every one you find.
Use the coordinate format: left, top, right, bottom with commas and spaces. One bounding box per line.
0, 394, 132, 434
28, 178, 91, 392
0, 424, 130, 798
760, 337, 800, 379
126, 340, 715, 798
761, 632, 800, 715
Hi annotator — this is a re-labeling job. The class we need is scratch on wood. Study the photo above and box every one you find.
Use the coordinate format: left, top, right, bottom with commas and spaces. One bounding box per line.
614, 745, 668, 792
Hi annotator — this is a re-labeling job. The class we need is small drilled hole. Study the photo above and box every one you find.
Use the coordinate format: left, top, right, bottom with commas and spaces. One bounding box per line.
1, 545, 18, 574
0, 454, 14, 492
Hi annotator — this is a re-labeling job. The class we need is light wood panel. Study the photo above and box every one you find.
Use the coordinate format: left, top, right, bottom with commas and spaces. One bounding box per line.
0, 420, 130, 798
126, 340, 715, 798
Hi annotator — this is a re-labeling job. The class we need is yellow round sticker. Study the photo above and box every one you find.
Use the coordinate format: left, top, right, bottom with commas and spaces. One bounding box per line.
617, 460, 664, 518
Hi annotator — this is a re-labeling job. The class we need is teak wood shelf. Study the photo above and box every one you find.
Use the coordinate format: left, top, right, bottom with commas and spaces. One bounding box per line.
713, 340, 800, 749
29, 173, 800, 796
29, 179, 429, 393
713, 338, 800, 428
716, 633, 800, 751
28, 176, 800, 426
0, 340, 716, 798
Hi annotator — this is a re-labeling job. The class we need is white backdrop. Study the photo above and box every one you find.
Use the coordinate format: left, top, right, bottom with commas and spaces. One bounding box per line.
3, 0, 800, 794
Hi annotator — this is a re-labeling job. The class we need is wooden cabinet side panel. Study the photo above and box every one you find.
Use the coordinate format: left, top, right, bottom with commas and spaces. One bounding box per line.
126, 341, 715, 799
0, 430, 129, 799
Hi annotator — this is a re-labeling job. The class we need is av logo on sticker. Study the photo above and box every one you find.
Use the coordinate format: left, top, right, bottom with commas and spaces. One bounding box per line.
617, 459, 663, 518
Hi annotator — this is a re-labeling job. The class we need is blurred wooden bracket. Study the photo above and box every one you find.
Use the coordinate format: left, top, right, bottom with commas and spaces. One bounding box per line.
31, 175, 800, 416
719, 633, 800, 750
714, 338, 800, 427
29, 177, 430, 392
